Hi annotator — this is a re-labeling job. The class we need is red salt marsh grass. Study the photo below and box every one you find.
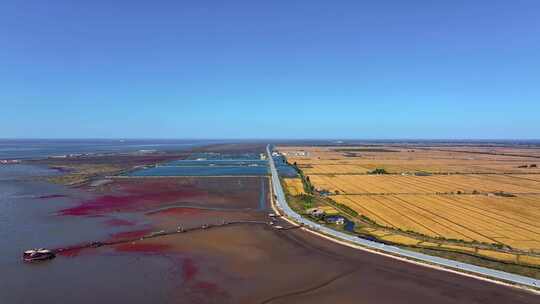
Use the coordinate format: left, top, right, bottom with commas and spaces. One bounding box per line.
57, 190, 201, 216
114, 242, 172, 254
58, 177, 266, 217
109, 228, 152, 240
182, 258, 198, 281
50, 176, 267, 269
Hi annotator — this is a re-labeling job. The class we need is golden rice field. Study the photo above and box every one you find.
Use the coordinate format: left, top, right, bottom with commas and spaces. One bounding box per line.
359, 228, 537, 265
283, 178, 305, 196
309, 174, 540, 194
278, 145, 540, 264
279, 146, 540, 174
333, 193, 540, 252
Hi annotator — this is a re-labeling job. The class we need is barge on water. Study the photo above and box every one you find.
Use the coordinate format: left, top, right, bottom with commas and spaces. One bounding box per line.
23, 248, 56, 262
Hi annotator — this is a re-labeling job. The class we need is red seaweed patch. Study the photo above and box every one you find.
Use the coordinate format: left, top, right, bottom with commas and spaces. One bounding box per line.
57, 187, 201, 217
114, 242, 171, 254
182, 258, 199, 281
110, 228, 152, 240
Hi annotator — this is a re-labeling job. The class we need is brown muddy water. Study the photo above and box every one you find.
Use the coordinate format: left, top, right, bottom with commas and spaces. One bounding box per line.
1, 165, 538, 304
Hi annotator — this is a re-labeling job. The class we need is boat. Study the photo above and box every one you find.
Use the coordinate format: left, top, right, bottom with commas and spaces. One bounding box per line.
23, 248, 56, 262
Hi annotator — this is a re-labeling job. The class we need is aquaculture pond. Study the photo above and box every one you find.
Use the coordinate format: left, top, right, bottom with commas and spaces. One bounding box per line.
126, 158, 269, 177
273, 155, 298, 178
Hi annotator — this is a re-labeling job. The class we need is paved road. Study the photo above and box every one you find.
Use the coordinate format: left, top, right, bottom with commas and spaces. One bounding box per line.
266, 145, 540, 290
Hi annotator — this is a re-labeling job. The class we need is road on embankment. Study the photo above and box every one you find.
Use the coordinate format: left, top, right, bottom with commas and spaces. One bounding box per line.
266, 144, 540, 293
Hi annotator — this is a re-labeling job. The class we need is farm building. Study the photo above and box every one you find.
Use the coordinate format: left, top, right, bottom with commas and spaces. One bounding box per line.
306, 207, 325, 218
324, 215, 346, 225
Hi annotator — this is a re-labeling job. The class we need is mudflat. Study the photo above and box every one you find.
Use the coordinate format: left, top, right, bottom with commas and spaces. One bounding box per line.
3, 158, 538, 303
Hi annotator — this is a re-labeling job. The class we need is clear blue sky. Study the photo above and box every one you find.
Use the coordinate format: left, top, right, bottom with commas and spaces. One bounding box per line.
1, 1, 539, 139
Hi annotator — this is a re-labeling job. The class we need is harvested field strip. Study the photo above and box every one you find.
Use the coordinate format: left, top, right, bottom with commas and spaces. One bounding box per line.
365, 195, 439, 236
416, 196, 515, 241
333, 175, 540, 194
372, 176, 423, 193
371, 175, 463, 193
378, 176, 434, 193
340, 198, 391, 225
319, 175, 349, 193
385, 176, 457, 193
390, 196, 486, 241
478, 196, 540, 224
515, 194, 540, 206
455, 198, 540, 233
391, 176, 454, 193
344, 175, 375, 193
467, 174, 540, 193
411, 175, 485, 192
513, 196, 540, 218
332, 196, 393, 227
340, 175, 386, 193
503, 239, 540, 250
368, 195, 441, 236
420, 175, 508, 193
467, 174, 540, 192
395, 196, 499, 244
320, 179, 534, 242
324, 175, 366, 193
432, 196, 540, 242
386, 196, 475, 241
338, 175, 396, 193
350, 175, 390, 192
448, 196, 540, 229
388, 175, 455, 193
429, 196, 526, 236
351, 175, 398, 193
420, 197, 539, 249
313, 174, 540, 194
441, 196, 540, 232
511, 175, 540, 182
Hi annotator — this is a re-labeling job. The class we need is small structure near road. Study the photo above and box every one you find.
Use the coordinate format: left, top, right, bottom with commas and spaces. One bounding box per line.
306, 206, 339, 218
306, 207, 325, 218
324, 215, 346, 225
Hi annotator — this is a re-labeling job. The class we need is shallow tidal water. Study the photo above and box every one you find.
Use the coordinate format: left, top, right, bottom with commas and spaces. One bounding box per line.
0, 165, 179, 304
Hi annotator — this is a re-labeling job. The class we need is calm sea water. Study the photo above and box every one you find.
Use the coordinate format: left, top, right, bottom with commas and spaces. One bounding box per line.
0, 165, 179, 304
0, 139, 222, 160
0, 140, 225, 303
